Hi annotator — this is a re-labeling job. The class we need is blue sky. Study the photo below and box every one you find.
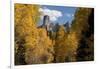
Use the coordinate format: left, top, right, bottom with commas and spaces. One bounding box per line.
38, 5, 77, 25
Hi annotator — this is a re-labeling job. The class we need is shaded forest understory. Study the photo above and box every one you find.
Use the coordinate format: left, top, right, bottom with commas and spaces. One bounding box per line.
15, 4, 94, 65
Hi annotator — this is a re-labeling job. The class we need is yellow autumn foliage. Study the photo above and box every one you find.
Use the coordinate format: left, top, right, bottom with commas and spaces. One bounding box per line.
25, 28, 54, 64
15, 4, 54, 64
67, 31, 79, 52
54, 26, 79, 62
15, 4, 40, 41
65, 31, 79, 61
15, 4, 94, 64
54, 25, 68, 62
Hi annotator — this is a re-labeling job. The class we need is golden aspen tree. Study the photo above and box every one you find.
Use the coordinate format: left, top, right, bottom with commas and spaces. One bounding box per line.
54, 25, 68, 62
65, 31, 79, 62
71, 8, 94, 61
15, 4, 40, 65
15, 3, 54, 64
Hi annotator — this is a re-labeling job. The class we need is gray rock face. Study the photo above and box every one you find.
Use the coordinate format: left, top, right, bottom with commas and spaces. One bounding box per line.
39, 15, 70, 33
